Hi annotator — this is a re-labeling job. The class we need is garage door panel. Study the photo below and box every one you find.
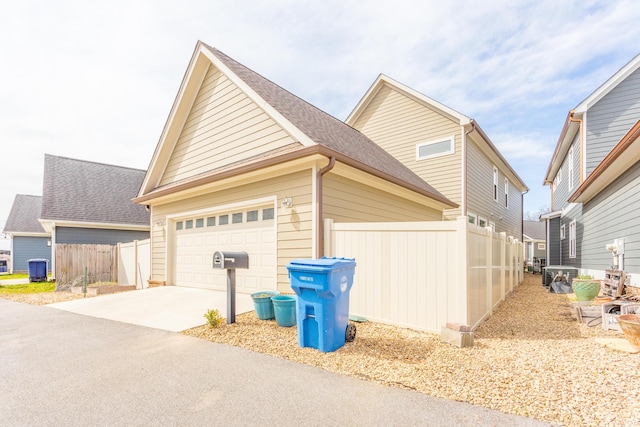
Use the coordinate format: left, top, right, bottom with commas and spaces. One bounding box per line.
174, 215, 276, 293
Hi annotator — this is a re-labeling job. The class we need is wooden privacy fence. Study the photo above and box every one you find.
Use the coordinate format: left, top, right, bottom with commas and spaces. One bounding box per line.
325, 216, 523, 333
117, 239, 150, 288
55, 244, 118, 286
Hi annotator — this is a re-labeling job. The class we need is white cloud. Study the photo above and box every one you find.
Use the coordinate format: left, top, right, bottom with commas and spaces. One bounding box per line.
1, 0, 639, 225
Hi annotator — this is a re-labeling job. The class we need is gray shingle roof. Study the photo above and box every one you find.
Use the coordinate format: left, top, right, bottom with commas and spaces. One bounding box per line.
41, 155, 150, 225
4, 194, 46, 233
202, 43, 455, 207
523, 220, 546, 240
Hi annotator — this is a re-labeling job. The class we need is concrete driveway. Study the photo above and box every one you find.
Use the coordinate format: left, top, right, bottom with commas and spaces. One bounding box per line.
0, 298, 547, 426
47, 286, 255, 332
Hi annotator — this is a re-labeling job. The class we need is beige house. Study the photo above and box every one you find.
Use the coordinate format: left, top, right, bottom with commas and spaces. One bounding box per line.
346, 75, 528, 239
134, 42, 456, 293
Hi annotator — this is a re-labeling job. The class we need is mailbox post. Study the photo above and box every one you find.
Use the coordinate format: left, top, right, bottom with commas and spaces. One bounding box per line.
213, 251, 249, 324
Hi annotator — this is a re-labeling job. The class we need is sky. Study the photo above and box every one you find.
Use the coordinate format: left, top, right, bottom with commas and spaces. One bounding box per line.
1, 0, 640, 250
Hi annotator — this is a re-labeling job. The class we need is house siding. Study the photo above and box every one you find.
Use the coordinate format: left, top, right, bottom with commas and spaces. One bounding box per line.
586, 67, 640, 176
552, 133, 579, 211
350, 84, 462, 219
151, 170, 312, 289
11, 236, 52, 272
547, 217, 561, 265
159, 64, 297, 186
323, 174, 442, 222
579, 160, 640, 273
466, 140, 522, 239
55, 227, 149, 245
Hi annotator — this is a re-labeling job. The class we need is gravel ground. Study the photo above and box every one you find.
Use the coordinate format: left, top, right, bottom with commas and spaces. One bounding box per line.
182, 274, 640, 427
4, 275, 639, 426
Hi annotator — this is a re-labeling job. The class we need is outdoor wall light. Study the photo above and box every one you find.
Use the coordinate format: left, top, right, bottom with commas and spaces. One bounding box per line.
281, 197, 293, 209
47, 239, 52, 247
154, 220, 165, 228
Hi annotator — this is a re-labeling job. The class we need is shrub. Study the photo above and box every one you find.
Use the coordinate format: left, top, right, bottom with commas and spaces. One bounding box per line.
204, 309, 224, 328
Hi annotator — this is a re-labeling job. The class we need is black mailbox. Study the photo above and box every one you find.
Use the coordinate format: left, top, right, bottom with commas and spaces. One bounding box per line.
213, 251, 249, 269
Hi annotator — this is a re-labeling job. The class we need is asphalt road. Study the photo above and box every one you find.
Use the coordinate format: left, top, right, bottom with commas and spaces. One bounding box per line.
0, 299, 548, 426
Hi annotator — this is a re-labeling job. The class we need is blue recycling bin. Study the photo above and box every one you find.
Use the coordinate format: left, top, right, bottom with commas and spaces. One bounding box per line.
27, 259, 48, 283
287, 257, 356, 352
0, 260, 7, 273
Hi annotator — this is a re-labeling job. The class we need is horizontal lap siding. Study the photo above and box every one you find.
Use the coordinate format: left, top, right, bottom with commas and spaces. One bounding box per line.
466, 141, 522, 239
580, 160, 640, 272
159, 65, 297, 186
323, 174, 442, 222
11, 236, 52, 272
151, 170, 312, 289
56, 227, 149, 245
586, 68, 640, 176
352, 85, 462, 219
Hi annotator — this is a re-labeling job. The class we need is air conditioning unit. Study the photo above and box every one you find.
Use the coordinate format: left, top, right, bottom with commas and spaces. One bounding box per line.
542, 266, 579, 286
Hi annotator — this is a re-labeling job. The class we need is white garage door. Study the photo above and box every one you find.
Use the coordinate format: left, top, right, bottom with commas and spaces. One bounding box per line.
173, 206, 276, 293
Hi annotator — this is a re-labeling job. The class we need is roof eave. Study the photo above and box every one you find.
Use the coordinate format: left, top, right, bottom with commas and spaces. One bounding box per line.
543, 112, 581, 185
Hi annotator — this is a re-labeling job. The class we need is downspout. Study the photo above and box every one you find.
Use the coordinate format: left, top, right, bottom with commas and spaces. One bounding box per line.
568, 110, 583, 183
463, 122, 476, 218
316, 157, 336, 258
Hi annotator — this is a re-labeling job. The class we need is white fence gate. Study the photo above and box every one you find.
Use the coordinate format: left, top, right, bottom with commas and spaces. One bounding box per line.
326, 217, 523, 333
117, 239, 150, 289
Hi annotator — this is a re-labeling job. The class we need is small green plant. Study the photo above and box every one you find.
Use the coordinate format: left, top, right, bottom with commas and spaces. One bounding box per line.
577, 274, 594, 280
204, 309, 224, 328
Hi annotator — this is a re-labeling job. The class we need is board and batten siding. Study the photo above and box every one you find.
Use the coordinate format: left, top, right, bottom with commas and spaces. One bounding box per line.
55, 227, 149, 245
11, 236, 52, 272
466, 140, 522, 239
579, 160, 640, 277
323, 174, 442, 223
586, 67, 640, 176
547, 217, 562, 265
350, 84, 462, 219
150, 170, 312, 289
159, 64, 298, 186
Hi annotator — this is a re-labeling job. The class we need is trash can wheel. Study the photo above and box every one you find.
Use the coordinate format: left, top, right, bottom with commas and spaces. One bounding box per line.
345, 323, 356, 342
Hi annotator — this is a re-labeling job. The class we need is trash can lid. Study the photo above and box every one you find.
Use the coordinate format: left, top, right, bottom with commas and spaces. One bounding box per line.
27, 259, 48, 262
287, 257, 355, 269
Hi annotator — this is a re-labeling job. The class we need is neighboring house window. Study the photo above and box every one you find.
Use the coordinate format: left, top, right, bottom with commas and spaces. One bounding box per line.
493, 167, 498, 202
568, 146, 574, 191
468, 212, 477, 225
553, 167, 563, 191
478, 217, 487, 227
538, 243, 546, 250
504, 178, 509, 209
569, 220, 576, 258
560, 224, 566, 240
416, 136, 454, 160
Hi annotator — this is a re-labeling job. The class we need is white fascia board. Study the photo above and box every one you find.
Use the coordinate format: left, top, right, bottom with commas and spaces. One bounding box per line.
540, 210, 562, 220
574, 52, 640, 113
200, 46, 316, 148
346, 74, 471, 126
5, 231, 50, 238
46, 220, 150, 231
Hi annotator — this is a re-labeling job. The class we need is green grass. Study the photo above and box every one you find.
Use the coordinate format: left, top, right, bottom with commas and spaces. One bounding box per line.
0, 281, 55, 294
0, 273, 29, 280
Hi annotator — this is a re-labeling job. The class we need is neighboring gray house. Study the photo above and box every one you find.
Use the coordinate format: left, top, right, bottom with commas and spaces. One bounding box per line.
40, 154, 150, 278
542, 53, 640, 285
523, 220, 546, 269
3, 194, 52, 273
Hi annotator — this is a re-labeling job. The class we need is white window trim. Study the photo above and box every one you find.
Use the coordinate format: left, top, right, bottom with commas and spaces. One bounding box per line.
468, 212, 477, 225
493, 166, 498, 202
504, 177, 509, 209
538, 243, 546, 250
568, 146, 574, 191
569, 220, 576, 259
416, 136, 455, 160
560, 224, 566, 240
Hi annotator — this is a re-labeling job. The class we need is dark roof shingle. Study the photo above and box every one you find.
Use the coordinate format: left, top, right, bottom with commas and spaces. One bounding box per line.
202, 43, 455, 207
41, 155, 150, 225
4, 194, 46, 233
523, 220, 546, 240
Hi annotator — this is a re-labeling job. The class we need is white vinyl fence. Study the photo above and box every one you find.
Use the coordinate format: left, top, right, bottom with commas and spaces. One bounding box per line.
117, 239, 150, 289
326, 217, 523, 333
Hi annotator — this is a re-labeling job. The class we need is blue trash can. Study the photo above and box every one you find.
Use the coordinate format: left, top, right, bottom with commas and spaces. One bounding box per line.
287, 257, 356, 352
0, 260, 7, 273
27, 259, 48, 283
